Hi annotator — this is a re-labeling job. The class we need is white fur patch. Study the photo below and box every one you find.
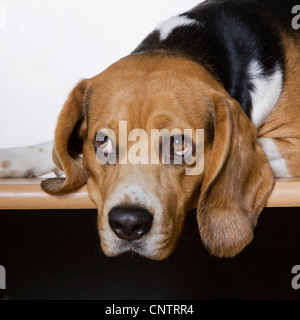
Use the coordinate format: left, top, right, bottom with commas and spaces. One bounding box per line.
248, 61, 283, 127
0, 140, 61, 178
156, 15, 198, 41
258, 137, 291, 177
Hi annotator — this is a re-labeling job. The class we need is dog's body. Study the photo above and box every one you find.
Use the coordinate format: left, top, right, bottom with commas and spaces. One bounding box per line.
134, 0, 300, 178
1, 0, 299, 259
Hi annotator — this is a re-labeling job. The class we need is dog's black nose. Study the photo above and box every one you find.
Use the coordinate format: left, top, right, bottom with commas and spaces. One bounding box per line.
109, 207, 153, 241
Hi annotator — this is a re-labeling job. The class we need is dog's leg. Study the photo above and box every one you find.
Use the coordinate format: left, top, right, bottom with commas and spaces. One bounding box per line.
258, 137, 300, 178
0, 140, 62, 178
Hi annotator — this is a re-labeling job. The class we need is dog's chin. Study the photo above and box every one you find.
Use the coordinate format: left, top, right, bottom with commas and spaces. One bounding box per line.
100, 236, 175, 261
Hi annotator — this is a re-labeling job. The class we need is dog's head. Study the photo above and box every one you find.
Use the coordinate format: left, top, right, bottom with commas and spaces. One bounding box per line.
42, 54, 274, 260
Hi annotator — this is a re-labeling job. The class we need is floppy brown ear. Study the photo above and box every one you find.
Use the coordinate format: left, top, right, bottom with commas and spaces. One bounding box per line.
41, 80, 90, 194
197, 94, 274, 258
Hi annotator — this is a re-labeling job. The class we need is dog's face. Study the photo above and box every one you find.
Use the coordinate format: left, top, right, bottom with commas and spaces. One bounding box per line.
84, 56, 212, 260
42, 54, 274, 260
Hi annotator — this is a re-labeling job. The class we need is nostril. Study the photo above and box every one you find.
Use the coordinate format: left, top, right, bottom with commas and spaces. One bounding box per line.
109, 207, 153, 241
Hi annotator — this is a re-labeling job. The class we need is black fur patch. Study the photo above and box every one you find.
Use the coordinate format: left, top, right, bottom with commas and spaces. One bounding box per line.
133, 0, 299, 118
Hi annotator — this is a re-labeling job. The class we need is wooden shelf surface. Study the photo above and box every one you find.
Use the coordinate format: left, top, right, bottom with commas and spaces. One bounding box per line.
0, 177, 300, 210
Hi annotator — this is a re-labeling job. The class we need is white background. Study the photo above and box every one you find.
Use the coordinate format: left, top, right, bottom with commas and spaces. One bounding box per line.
0, 0, 201, 148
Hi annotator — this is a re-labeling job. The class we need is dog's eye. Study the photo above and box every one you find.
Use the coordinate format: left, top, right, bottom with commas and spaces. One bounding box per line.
95, 133, 113, 156
171, 135, 191, 157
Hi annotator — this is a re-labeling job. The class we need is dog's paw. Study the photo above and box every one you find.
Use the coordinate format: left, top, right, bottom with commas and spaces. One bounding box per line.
0, 157, 16, 177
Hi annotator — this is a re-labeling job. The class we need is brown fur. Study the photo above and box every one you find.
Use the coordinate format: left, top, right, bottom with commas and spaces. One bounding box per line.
258, 34, 300, 176
42, 54, 277, 259
42, 80, 90, 194
1, 161, 11, 169
198, 95, 273, 257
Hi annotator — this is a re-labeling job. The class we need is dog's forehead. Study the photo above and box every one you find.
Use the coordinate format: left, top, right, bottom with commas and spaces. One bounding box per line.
88, 55, 213, 132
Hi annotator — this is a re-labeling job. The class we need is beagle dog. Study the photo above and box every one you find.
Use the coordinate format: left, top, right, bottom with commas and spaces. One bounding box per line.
1, 0, 300, 260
